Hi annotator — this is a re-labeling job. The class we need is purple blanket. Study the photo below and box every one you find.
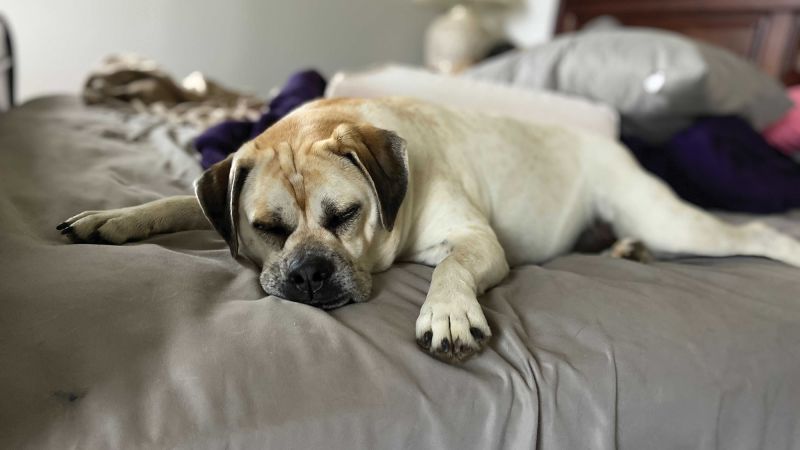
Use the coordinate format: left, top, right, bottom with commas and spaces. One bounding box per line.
195, 70, 326, 169
623, 116, 800, 214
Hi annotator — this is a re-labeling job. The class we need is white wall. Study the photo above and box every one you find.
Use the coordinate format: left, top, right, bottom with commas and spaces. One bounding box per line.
4, 0, 437, 102
504, 0, 560, 47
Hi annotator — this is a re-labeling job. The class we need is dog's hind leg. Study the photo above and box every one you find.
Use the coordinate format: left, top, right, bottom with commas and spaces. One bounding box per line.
591, 144, 800, 267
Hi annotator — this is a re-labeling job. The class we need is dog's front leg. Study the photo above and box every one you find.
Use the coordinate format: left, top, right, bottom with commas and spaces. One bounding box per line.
415, 225, 509, 362
58, 195, 210, 244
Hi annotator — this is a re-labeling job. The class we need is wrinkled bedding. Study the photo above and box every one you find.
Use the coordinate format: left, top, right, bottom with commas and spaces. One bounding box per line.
1, 97, 799, 449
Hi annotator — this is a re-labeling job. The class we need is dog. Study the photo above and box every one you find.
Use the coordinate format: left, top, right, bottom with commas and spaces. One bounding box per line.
59, 97, 800, 362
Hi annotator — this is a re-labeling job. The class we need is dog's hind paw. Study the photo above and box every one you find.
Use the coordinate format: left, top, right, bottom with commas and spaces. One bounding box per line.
415, 297, 491, 363
605, 237, 653, 263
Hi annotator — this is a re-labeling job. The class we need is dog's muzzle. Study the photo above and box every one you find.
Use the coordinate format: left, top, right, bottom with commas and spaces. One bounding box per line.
282, 254, 351, 309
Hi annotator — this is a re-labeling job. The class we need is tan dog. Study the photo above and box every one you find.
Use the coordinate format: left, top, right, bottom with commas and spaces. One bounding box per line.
60, 97, 800, 362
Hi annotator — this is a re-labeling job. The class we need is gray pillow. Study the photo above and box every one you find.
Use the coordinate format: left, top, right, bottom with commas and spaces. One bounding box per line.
465, 28, 792, 143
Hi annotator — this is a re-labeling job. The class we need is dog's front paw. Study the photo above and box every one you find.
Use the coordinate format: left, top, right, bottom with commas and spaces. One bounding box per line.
415, 297, 491, 362
57, 208, 148, 245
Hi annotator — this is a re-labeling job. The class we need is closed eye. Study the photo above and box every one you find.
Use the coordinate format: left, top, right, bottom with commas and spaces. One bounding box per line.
252, 221, 291, 239
324, 203, 361, 232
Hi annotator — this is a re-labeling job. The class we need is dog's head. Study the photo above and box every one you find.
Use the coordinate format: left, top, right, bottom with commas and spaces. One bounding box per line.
194, 105, 408, 309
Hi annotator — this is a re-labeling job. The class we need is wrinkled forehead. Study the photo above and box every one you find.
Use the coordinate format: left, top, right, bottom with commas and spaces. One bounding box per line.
240, 140, 368, 222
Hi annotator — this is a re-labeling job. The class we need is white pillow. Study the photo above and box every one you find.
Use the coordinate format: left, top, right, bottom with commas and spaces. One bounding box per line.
325, 65, 619, 139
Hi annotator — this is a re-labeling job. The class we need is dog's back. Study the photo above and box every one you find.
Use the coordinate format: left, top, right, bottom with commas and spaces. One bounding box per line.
302, 97, 605, 263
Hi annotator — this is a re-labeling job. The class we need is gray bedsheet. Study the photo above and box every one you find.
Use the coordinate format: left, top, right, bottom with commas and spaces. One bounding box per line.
1, 97, 799, 449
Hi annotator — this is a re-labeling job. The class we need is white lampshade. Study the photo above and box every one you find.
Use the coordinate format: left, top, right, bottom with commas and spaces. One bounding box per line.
414, 0, 520, 6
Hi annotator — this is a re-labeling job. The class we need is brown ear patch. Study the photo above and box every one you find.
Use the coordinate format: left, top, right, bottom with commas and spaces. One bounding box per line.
333, 124, 408, 231
194, 155, 250, 257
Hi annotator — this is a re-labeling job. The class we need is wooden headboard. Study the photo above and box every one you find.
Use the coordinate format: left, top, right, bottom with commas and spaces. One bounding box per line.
0, 13, 13, 110
557, 0, 800, 84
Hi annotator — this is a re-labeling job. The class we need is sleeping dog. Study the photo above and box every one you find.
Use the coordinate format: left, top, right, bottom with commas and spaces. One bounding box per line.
59, 97, 800, 362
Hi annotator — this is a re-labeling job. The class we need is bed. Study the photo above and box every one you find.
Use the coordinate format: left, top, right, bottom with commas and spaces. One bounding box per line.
1, 3, 800, 450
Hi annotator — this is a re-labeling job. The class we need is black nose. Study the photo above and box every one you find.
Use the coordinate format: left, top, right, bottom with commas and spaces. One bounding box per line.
286, 256, 335, 302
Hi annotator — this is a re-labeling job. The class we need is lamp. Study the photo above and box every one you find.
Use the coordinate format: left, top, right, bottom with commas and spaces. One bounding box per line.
415, 0, 519, 73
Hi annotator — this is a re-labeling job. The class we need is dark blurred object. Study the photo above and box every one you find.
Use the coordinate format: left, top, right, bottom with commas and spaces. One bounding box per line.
557, 0, 800, 85
194, 70, 326, 169
483, 41, 515, 61
0, 13, 14, 111
623, 116, 800, 214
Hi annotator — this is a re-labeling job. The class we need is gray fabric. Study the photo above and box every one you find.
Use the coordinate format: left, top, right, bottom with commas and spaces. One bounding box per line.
1, 96, 800, 449
465, 28, 793, 143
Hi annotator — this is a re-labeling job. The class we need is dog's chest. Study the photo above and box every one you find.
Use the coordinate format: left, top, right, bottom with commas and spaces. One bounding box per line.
435, 113, 595, 264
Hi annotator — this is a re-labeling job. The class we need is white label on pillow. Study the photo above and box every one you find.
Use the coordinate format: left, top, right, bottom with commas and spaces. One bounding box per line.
643, 71, 667, 94
644, 71, 666, 94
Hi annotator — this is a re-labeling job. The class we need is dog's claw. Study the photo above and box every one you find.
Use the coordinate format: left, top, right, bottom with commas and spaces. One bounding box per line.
422, 334, 485, 362
439, 338, 450, 353
56, 222, 69, 230
470, 327, 485, 341
60, 227, 73, 235
417, 331, 433, 350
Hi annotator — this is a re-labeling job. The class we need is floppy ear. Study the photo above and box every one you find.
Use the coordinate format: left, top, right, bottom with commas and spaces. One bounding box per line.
194, 155, 250, 257
334, 124, 409, 231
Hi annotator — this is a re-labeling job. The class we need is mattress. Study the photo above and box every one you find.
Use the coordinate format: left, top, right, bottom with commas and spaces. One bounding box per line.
1, 96, 799, 449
